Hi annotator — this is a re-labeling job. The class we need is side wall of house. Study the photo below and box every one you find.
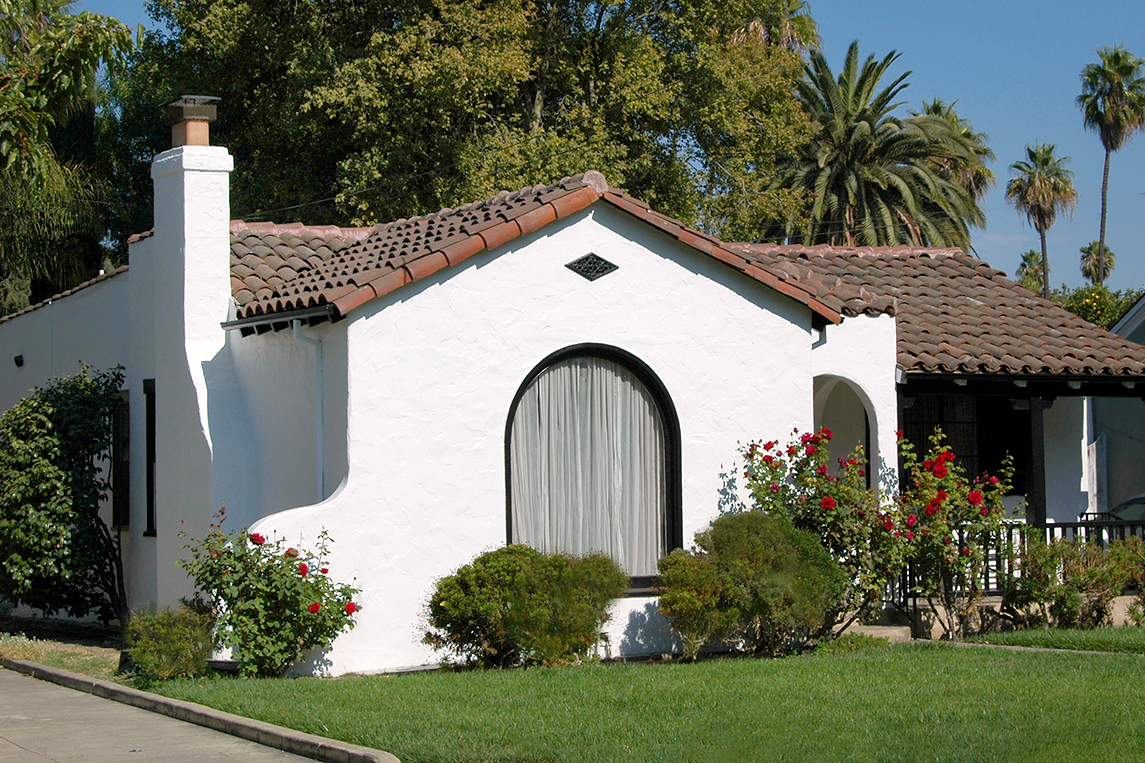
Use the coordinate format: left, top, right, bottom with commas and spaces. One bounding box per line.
0, 275, 135, 616
250, 203, 818, 674
810, 313, 899, 494
224, 321, 350, 529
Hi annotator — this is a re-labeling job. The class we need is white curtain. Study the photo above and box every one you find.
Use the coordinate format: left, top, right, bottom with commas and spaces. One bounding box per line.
510, 356, 667, 576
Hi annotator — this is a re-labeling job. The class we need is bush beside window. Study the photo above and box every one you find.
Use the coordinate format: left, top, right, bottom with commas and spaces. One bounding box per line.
658, 512, 846, 658
423, 545, 627, 668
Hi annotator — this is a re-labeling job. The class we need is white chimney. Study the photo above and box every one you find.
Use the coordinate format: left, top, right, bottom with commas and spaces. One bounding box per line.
136, 96, 233, 607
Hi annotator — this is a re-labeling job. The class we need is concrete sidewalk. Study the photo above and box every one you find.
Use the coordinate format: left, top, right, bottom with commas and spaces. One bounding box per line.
0, 664, 398, 763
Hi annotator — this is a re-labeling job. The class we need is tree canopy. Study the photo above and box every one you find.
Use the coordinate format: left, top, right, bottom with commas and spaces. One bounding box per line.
771, 42, 988, 249
106, 0, 817, 241
0, 0, 133, 307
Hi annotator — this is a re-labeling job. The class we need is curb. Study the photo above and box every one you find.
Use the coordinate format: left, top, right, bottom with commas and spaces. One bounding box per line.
0, 657, 400, 763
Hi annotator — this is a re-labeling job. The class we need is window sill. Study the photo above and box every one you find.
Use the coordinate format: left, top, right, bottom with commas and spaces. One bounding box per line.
143, 530, 157, 538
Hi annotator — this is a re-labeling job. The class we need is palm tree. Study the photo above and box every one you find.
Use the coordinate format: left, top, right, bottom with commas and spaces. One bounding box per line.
1015, 249, 1045, 294
1077, 45, 1145, 286
1005, 143, 1078, 299
773, 42, 986, 248
910, 98, 995, 203
1079, 240, 1116, 284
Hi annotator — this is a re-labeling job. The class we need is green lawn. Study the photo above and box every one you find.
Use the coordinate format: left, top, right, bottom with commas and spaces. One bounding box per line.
151, 644, 1145, 763
969, 626, 1145, 654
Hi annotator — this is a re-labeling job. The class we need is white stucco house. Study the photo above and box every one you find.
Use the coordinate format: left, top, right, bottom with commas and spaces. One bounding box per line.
3, 104, 1145, 673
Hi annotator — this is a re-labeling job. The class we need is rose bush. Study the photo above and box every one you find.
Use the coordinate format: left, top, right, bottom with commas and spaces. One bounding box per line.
178, 513, 360, 677
739, 428, 905, 637
897, 429, 1013, 639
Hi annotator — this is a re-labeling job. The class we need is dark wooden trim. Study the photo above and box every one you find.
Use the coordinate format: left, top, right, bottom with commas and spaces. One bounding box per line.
143, 378, 156, 536
503, 343, 684, 570
1027, 398, 1049, 527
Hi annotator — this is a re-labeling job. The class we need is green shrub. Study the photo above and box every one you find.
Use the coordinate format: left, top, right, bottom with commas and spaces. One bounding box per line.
178, 518, 360, 677
1110, 538, 1145, 626
1001, 539, 1125, 629
424, 545, 627, 668
658, 512, 846, 658
657, 549, 736, 660
125, 607, 213, 680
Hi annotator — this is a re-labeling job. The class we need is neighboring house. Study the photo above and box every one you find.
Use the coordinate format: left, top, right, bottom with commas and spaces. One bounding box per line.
1, 105, 1143, 673
1092, 295, 1145, 509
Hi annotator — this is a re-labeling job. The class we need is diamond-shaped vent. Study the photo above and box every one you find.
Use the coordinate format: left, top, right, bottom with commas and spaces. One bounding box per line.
566, 253, 618, 281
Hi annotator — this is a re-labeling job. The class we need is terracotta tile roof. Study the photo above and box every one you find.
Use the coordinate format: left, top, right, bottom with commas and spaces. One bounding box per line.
228, 172, 842, 325
730, 243, 1145, 377
0, 266, 129, 326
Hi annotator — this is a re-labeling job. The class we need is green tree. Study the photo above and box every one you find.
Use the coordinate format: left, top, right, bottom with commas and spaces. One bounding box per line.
0, 366, 128, 624
911, 98, 995, 203
0, 0, 133, 304
771, 41, 987, 248
1080, 240, 1116, 284
1015, 249, 1045, 294
108, 0, 812, 240
1077, 45, 1145, 286
1005, 143, 1078, 299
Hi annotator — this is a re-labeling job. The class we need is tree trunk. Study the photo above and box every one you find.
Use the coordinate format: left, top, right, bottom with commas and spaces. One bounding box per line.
1097, 147, 1111, 286
1039, 228, 1050, 300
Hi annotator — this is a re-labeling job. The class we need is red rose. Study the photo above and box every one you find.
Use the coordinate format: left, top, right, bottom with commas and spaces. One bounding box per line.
989, 476, 999, 485
769, 482, 780, 493
249, 533, 266, 546
806, 445, 817, 456
801, 432, 813, 444
980, 507, 989, 516
299, 563, 309, 576
896, 429, 905, 438
764, 441, 776, 451
923, 459, 933, 470
906, 513, 917, 528
924, 505, 936, 517
936, 490, 947, 502
905, 530, 915, 541
821, 496, 836, 510
932, 464, 948, 479
787, 446, 798, 456
321, 568, 329, 574
858, 469, 866, 477
961, 547, 971, 556
762, 455, 774, 464
883, 518, 895, 532
344, 602, 358, 615
857, 510, 866, 519
308, 602, 320, 614
819, 427, 833, 441
817, 464, 828, 475
968, 491, 984, 506
285, 548, 299, 558
893, 530, 901, 537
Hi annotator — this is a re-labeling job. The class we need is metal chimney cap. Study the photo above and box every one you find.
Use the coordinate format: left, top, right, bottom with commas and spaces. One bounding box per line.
163, 95, 220, 126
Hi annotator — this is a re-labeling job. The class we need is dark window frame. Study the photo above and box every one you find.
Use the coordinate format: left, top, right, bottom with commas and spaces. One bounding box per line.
143, 378, 156, 537
111, 392, 130, 529
504, 343, 683, 593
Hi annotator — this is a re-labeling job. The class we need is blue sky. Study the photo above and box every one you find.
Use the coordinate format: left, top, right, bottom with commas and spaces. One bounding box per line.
80, 0, 1145, 289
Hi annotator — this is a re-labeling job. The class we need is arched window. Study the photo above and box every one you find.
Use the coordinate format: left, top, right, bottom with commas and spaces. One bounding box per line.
506, 345, 681, 581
